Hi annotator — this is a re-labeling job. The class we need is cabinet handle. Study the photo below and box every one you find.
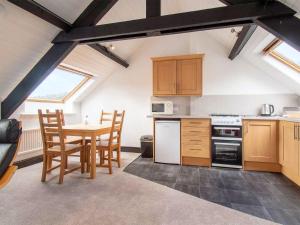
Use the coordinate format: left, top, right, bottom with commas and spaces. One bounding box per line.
295, 125, 298, 140
190, 148, 202, 151
298, 126, 300, 141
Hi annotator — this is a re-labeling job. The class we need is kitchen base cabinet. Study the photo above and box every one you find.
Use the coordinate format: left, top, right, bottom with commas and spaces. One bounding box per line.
243, 161, 281, 172
181, 119, 211, 167
182, 157, 210, 167
243, 120, 281, 172
281, 121, 300, 185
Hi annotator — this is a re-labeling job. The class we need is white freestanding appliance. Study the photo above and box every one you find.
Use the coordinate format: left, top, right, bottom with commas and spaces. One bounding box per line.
154, 120, 180, 164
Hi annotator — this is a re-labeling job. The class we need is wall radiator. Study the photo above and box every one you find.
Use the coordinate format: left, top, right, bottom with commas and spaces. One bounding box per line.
19, 128, 43, 155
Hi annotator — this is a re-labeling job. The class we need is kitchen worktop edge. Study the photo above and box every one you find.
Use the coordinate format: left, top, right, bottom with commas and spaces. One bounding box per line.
148, 115, 300, 122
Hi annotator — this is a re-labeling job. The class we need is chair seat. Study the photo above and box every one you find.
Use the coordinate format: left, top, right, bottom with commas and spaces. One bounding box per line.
84, 136, 101, 142
53, 136, 82, 144
47, 144, 82, 154
96, 140, 118, 149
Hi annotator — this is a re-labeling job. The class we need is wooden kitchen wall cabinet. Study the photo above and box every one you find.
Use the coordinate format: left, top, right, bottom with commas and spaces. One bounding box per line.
153, 60, 177, 95
243, 120, 281, 172
181, 119, 211, 166
152, 54, 203, 96
280, 121, 300, 185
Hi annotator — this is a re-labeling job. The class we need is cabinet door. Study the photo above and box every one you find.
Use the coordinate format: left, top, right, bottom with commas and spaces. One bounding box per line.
153, 60, 177, 96
297, 123, 300, 177
282, 122, 299, 179
177, 58, 202, 95
279, 121, 284, 165
244, 120, 277, 163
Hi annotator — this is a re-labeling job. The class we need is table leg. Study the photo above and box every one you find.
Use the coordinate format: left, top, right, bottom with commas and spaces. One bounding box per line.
81, 136, 85, 173
90, 134, 96, 179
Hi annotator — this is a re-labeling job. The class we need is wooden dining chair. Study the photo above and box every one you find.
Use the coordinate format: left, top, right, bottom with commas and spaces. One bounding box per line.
85, 110, 115, 145
38, 110, 85, 184
46, 109, 65, 125
45, 109, 82, 144
95, 110, 125, 173
100, 110, 114, 124
45, 109, 83, 169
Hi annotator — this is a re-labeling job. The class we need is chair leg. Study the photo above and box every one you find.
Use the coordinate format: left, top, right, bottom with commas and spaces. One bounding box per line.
99, 150, 103, 166
108, 149, 112, 174
86, 149, 90, 173
65, 156, 68, 169
117, 146, 121, 168
41, 154, 48, 182
80, 149, 85, 174
98, 150, 101, 165
59, 154, 66, 184
46, 155, 52, 172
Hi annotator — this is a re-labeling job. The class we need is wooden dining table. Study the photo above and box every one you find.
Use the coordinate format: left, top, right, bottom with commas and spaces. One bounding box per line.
62, 124, 112, 179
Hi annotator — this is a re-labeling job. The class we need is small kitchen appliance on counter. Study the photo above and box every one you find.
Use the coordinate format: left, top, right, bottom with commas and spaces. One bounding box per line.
211, 114, 243, 169
151, 101, 174, 115
261, 104, 274, 116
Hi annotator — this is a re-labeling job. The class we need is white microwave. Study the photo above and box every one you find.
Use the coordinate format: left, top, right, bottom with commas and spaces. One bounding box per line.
151, 101, 174, 115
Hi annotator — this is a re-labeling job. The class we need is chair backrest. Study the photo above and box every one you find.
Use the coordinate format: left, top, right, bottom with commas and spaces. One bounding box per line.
115, 111, 125, 144
107, 111, 118, 147
46, 109, 65, 125
100, 110, 114, 124
38, 110, 65, 153
107, 111, 125, 147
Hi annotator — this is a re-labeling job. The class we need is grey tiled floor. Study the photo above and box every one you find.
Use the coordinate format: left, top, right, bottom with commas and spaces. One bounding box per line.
124, 157, 300, 225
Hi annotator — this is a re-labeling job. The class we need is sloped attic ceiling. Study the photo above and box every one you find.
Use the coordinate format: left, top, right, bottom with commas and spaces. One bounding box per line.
0, 0, 299, 102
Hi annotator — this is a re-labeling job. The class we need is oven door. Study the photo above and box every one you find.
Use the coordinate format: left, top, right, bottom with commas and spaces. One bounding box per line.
212, 139, 242, 168
212, 126, 242, 138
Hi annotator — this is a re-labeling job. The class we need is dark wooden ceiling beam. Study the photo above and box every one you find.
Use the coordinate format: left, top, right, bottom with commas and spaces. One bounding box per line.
146, 0, 161, 18
88, 44, 128, 67
256, 16, 300, 52
1, 0, 119, 119
53, 2, 295, 44
73, 0, 118, 27
229, 24, 257, 59
7, 0, 128, 68
219, 0, 262, 5
89, 44, 129, 68
220, 0, 259, 60
1, 43, 77, 119
7, 0, 72, 31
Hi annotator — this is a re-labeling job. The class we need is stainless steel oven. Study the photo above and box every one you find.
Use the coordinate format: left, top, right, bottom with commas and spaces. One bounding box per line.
212, 138, 242, 168
211, 115, 243, 169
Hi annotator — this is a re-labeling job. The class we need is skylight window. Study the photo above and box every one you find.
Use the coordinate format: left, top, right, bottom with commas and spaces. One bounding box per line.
263, 39, 300, 72
28, 65, 91, 103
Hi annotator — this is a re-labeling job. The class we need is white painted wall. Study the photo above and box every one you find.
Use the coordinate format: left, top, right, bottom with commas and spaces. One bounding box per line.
11, 101, 82, 130
189, 32, 293, 95
81, 34, 191, 147
81, 32, 299, 147
191, 94, 299, 116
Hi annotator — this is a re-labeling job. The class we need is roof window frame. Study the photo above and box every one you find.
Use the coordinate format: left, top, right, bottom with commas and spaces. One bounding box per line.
27, 64, 92, 103
263, 39, 300, 73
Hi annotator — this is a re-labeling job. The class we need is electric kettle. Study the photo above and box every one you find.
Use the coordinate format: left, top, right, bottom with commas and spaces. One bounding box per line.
261, 104, 275, 116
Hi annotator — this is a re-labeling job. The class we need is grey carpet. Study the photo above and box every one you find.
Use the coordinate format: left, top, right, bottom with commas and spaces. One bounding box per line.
0, 153, 276, 225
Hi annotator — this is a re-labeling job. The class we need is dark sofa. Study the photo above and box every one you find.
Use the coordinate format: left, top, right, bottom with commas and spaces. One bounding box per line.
0, 119, 22, 179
